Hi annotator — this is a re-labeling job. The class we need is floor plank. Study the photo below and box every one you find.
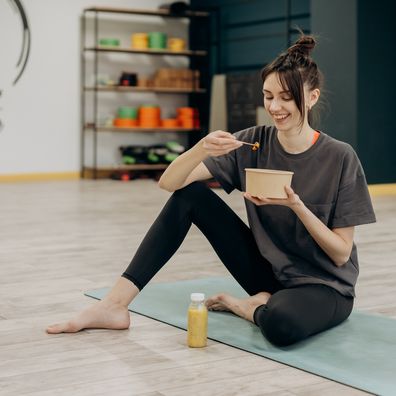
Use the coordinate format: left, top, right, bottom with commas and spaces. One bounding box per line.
1, 179, 394, 395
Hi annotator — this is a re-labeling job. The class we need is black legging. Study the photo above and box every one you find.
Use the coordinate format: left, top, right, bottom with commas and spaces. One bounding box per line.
122, 182, 353, 346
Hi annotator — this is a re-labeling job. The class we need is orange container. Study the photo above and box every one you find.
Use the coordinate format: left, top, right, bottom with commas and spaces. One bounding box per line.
177, 107, 199, 129
177, 107, 195, 116
139, 106, 161, 118
178, 118, 195, 129
139, 120, 161, 128
161, 118, 180, 128
113, 118, 138, 127
138, 106, 161, 127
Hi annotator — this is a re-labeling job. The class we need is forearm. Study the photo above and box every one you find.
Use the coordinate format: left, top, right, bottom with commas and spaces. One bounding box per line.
292, 203, 352, 267
158, 140, 207, 191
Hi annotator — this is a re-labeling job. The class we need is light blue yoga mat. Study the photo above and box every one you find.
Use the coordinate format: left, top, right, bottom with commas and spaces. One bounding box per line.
86, 277, 396, 395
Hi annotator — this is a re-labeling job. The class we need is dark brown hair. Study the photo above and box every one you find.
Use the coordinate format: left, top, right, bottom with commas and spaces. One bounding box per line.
261, 34, 323, 126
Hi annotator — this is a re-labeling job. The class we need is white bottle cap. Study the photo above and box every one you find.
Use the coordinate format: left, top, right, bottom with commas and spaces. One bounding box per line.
190, 293, 205, 302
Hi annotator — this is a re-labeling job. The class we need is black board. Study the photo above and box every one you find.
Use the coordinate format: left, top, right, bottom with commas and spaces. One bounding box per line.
226, 71, 263, 132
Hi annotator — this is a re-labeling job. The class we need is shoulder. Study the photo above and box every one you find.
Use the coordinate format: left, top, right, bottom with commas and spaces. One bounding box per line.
320, 133, 365, 178
320, 133, 358, 160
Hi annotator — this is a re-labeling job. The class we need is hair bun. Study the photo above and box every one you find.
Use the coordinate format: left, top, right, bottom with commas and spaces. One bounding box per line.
287, 35, 316, 57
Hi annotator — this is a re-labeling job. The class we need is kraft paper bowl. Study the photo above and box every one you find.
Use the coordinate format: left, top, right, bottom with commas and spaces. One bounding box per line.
245, 168, 294, 199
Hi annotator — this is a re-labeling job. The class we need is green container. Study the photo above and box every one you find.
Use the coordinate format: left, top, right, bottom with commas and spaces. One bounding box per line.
99, 38, 120, 47
148, 32, 167, 49
117, 106, 138, 119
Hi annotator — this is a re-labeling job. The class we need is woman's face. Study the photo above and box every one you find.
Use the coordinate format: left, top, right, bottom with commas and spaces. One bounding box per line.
263, 72, 306, 133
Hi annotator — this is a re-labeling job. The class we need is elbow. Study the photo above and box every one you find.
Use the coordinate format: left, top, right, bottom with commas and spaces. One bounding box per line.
334, 257, 349, 267
158, 177, 178, 192
333, 252, 352, 267
158, 179, 175, 192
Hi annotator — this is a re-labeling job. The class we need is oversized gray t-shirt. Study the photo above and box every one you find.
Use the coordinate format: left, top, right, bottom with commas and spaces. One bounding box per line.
203, 126, 376, 297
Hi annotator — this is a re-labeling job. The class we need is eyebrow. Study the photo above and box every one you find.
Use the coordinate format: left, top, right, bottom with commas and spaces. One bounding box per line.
262, 89, 291, 94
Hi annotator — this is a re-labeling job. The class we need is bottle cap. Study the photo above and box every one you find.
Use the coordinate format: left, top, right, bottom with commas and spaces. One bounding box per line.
190, 293, 205, 302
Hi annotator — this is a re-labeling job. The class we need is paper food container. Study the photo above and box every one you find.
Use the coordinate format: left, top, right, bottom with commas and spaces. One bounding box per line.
245, 168, 294, 199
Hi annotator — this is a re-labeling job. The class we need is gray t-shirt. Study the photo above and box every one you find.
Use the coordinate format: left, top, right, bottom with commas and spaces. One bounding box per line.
203, 126, 376, 297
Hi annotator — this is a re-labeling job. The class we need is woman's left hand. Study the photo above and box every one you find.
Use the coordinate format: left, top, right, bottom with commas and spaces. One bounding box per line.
243, 185, 302, 209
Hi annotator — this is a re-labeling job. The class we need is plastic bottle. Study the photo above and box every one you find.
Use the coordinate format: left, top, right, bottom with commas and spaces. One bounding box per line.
187, 292, 208, 348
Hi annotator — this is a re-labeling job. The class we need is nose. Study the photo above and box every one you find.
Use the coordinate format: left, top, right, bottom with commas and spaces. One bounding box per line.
268, 98, 282, 113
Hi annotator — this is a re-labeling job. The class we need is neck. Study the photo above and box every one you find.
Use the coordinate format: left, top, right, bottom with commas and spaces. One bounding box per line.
277, 121, 316, 154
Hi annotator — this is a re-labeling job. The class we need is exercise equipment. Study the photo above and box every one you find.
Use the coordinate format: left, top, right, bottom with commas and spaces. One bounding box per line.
99, 38, 120, 47
86, 277, 396, 396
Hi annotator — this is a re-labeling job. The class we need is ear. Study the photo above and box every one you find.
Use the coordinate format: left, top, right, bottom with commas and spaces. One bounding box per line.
309, 88, 320, 109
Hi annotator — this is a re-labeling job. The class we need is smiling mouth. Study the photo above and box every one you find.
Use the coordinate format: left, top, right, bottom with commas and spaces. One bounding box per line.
272, 114, 289, 122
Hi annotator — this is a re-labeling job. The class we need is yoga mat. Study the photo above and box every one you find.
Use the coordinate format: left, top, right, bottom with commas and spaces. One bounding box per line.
86, 277, 396, 395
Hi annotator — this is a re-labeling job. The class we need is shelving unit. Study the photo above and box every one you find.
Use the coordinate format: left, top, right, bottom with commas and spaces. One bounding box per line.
84, 86, 207, 94
85, 46, 208, 57
81, 6, 212, 179
84, 124, 201, 133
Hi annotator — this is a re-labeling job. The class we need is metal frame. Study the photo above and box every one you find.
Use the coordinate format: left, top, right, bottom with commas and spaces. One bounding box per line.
80, 7, 213, 179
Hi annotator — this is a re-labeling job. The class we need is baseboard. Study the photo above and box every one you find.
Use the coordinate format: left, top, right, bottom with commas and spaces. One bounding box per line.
0, 172, 80, 182
1, 173, 395, 196
368, 183, 396, 196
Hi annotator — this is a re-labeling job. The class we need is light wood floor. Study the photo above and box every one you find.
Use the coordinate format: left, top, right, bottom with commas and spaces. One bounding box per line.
0, 179, 395, 396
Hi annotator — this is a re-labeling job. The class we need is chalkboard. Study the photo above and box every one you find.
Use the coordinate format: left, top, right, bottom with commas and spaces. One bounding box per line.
226, 71, 263, 132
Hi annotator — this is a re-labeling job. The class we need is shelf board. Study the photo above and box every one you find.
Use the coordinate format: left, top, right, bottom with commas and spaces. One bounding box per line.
84, 125, 200, 133
85, 164, 167, 171
85, 47, 207, 57
84, 7, 210, 18
84, 86, 206, 94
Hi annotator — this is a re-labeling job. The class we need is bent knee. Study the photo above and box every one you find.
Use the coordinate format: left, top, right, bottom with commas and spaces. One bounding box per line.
256, 305, 306, 347
173, 181, 209, 200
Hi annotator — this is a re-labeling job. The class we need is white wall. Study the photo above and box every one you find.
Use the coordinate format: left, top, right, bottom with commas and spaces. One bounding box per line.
0, 0, 190, 174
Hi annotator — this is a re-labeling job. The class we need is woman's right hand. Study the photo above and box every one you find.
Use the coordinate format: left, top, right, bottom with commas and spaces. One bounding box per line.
201, 130, 243, 157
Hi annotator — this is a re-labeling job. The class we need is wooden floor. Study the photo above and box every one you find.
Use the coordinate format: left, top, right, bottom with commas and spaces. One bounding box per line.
0, 179, 395, 395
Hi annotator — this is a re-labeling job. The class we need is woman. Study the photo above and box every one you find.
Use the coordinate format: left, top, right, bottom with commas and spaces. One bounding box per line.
47, 35, 376, 346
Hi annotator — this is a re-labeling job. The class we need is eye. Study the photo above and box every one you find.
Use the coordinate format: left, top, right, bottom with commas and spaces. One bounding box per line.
264, 96, 273, 100
281, 95, 293, 101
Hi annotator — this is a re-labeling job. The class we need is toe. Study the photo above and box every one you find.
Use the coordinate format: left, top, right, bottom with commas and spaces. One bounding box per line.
205, 297, 217, 308
46, 324, 63, 334
46, 321, 79, 334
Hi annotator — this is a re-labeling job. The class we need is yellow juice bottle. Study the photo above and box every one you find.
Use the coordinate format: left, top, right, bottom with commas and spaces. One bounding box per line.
187, 293, 208, 348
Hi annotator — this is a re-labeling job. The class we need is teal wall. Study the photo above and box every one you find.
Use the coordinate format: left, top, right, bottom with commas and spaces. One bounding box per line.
311, 0, 358, 147
193, 0, 396, 183
192, 0, 310, 72
311, 0, 396, 183
357, 0, 396, 183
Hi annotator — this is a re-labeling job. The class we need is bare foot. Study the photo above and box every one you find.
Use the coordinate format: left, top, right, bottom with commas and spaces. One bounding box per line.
46, 300, 130, 334
205, 292, 271, 323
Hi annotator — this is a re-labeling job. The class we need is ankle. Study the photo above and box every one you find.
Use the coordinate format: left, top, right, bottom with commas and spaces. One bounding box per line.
101, 296, 132, 309
102, 277, 140, 307
253, 291, 271, 304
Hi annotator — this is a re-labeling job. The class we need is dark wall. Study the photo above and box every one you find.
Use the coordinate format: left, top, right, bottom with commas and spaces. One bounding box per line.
311, 0, 358, 147
311, 0, 396, 183
191, 0, 310, 73
357, 0, 396, 183
192, 0, 396, 183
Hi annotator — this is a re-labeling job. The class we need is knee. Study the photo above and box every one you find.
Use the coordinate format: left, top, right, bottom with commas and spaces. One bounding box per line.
256, 304, 306, 347
173, 181, 209, 200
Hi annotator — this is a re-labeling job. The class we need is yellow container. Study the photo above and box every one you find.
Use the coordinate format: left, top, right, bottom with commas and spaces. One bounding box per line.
187, 293, 208, 348
168, 37, 186, 52
131, 33, 148, 49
